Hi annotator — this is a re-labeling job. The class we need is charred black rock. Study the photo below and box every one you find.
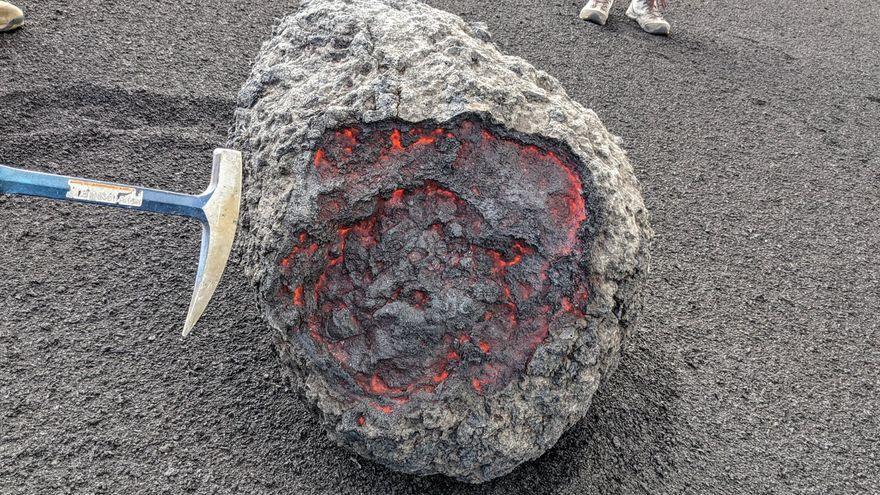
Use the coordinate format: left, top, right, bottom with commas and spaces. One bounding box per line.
232, 0, 652, 483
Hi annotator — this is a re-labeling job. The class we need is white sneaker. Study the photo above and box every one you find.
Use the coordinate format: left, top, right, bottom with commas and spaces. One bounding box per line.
0, 1, 24, 33
626, 0, 670, 35
580, 0, 615, 26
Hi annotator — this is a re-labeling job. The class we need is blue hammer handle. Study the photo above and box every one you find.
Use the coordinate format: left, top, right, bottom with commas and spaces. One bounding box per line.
0, 164, 208, 221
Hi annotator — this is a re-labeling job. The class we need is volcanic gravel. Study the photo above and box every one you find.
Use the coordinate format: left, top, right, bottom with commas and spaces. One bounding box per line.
1, 1, 878, 494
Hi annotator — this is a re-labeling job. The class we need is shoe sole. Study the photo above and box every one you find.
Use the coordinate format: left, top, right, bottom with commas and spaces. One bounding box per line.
626, 5, 670, 35
579, 7, 608, 25
0, 15, 24, 33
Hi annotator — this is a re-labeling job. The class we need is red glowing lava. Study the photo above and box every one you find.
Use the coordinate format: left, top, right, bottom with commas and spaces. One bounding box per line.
277, 117, 592, 416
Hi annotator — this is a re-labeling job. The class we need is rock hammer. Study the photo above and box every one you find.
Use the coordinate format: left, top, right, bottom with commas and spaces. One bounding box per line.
0, 149, 243, 335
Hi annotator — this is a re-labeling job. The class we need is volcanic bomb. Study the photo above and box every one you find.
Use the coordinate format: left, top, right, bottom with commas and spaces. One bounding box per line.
233, 0, 652, 483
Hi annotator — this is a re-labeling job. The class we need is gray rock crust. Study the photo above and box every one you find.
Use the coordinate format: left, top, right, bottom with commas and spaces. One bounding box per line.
232, 0, 652, 483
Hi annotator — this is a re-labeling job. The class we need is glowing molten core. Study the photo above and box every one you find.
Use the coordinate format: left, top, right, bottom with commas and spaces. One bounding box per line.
277, 117, 591, 416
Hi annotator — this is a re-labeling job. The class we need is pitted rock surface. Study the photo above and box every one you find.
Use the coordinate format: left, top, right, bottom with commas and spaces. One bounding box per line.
232, 0, 652, 483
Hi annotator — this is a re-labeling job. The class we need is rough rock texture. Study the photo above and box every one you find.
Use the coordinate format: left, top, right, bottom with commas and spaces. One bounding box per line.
232, 0, 652, 483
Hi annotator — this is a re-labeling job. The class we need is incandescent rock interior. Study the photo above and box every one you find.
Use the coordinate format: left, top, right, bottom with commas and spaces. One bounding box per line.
284, 117, 591, 402
233, 0, 652, 484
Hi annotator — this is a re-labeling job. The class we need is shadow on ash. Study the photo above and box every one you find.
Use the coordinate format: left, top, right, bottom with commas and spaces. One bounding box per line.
232, 0, 652, 483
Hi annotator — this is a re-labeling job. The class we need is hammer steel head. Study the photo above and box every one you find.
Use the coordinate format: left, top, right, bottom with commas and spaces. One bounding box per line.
183, 149, 243, 336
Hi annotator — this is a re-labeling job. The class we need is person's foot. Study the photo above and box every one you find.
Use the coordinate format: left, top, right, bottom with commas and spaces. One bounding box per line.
0, 1, 24, 32
626, 0, 670, 35
580, 0, 615, 26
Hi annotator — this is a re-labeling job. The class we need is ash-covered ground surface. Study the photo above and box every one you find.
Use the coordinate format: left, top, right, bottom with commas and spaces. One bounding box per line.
1, 1, 877, 494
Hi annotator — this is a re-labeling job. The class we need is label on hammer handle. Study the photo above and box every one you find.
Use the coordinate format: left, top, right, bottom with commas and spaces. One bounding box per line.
66, 179, 144, 207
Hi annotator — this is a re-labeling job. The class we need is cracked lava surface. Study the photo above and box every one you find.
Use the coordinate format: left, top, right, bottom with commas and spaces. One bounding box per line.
275, 117, 593, 417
